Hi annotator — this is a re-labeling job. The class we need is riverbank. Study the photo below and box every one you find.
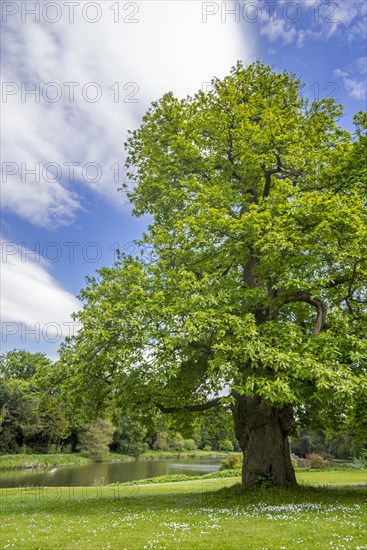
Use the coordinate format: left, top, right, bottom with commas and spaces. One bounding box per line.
0, 452, 141, 470
0, 450, 229, 470
1, 472, 366, 549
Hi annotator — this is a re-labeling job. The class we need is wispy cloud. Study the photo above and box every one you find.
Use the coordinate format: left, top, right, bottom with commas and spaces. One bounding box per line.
260, 19, 297, 45
258, 0, 366, 48
1, 239, 81, 346
1, 2, 252, 228
334, 60, 367, 101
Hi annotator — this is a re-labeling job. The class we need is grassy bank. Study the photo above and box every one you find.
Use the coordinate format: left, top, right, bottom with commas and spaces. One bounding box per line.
1, 471, 366, 549
0, 450, 227, 471
105, 468, 366, 487
0, 454, 92, 470
138, 450, 229, 459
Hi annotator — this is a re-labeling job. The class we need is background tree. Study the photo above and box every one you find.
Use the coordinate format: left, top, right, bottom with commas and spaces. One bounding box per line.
58, 62, 367, 487
0, 350, 50, 381
0, 350, 68, 454
77, 418, 115, 461
110, 414, 149, 456
153, 431, 169, 451
0, 378, 39, 453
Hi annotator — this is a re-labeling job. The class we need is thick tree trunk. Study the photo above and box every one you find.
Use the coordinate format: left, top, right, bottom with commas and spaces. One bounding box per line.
231, 395, 297, 488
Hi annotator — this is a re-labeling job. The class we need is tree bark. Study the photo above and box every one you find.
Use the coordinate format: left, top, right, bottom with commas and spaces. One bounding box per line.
231, 395, 297, 488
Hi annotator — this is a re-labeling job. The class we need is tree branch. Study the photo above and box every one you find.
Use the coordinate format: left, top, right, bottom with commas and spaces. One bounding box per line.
295, 292, 327, 335
156, 396, 223, 413
262, 154, 283, 198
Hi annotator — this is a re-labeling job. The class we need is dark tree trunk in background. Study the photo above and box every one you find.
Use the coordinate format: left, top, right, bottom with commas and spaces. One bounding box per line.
232, 395, 297, 488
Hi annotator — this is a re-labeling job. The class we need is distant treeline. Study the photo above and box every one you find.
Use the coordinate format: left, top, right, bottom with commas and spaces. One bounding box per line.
0, 350, 362, 461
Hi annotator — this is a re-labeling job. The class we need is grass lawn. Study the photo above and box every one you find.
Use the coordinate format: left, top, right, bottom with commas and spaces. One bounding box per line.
297, 469, 367, 486
1, 471, 366, 549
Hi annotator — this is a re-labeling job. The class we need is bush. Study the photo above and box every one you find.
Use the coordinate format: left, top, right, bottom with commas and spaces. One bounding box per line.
304, 452, 330, 469
184, 439, 197, 451
220, 453, 242, 470
219, 439, 234, 452
354, 449, 367, 469
171, 433, 185, 452
153, 431, 168, 451
47, 444, 61, 454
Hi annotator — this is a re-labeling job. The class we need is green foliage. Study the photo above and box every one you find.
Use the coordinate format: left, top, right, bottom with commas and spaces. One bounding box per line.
220, 453, 243, 470
354, 449, 367, 469
218, 439, 234, 452
0, 349, 51, 380
290, 429, 328, 458
55, 62, 366, 474
153, 431, 169, 451
195, 409, 237, 451
110, 414, 148, 456
0, 351, 68, 455
0, 378, 43, 453
77, 418, 115, 461
171, 432, 185, 452
254, 473, 274, 489
183, 438, 197, 450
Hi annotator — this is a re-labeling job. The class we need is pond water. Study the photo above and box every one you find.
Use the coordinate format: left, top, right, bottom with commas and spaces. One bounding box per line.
0, 456, 223, 488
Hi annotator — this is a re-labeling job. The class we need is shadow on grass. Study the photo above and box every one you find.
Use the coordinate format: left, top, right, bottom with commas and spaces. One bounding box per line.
2, 480, 366, 519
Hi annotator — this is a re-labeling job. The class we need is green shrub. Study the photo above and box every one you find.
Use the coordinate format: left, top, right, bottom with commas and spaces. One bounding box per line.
153, 431, 168, 451
220, 453, 243, 470
171, 433, 185, 452
47, 444, 61, 454
184, 439, 197, 451
61, 444, 72, 454
290, 453, 299, 469
304, 453, 330, 469
354, 449, 367, 469
18, 444, 31, 455
254, 473, 273, 489
219, 439, 234, 452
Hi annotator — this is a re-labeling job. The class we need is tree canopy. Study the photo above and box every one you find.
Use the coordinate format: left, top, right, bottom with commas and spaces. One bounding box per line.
57, 62, 367, 486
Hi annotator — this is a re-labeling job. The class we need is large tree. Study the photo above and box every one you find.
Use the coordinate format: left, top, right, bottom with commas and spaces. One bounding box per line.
58, 62, 367, 487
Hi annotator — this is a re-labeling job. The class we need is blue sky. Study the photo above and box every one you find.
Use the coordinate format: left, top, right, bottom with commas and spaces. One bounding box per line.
1, 0, 366, 358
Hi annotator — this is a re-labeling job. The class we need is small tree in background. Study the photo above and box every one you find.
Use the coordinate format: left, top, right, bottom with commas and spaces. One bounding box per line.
111, 414, 148, 456
171, 433, 185, 451
184, 438, 197, 450
219, 439, 234, 452
77, 418, 115, 461
153, 431, 169, 451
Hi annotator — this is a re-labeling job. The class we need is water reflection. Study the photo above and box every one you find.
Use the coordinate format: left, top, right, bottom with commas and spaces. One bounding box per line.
0, 457, 222, 488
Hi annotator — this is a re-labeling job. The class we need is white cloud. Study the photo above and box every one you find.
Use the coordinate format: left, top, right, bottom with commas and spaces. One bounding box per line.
260, 18, 297, 44
334, 66, 367, 101
355, 57, 367, 74
326, 0, 366, 39
0, 239, 81, 344
1, 1, 253, 228
342, 78, 367, 101
259, 0, 366, 47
